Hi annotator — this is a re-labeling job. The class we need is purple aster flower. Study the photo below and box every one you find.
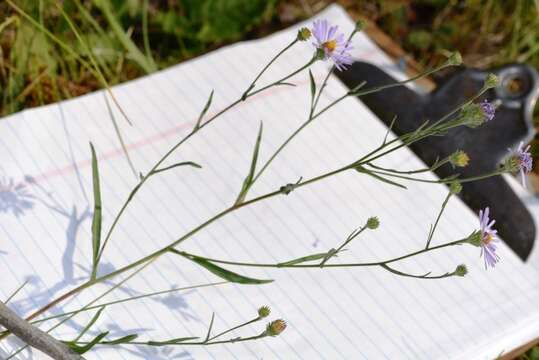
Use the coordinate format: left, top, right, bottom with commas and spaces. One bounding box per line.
480, 99, 496, 122
478, 207, 499, 269
516, 141, 533, 187
311, 20, 353, 71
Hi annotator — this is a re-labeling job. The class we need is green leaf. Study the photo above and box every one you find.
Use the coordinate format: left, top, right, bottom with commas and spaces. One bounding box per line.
309, 69, 316, 104
102, 334, 138, 345
234, 121, 263, 205
90, 143, 102, 280
147, 337, 199, 346
275, 82, 296, 87
355, 166, 407, 189
278, 252, 329, 266
151, 161, 202, 175
67, 332, 109, 354
74, 306, 106, 342
195, 89, 214, 130
173, 251, 273, 285
204, 313, 215, 342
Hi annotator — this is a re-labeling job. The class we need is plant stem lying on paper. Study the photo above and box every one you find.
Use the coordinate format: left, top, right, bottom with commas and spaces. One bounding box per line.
0, 18, 519, 359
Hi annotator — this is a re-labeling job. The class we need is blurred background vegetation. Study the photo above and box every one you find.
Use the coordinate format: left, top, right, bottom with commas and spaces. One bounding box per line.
0, 0, 538, 358
2, 0, 539, 116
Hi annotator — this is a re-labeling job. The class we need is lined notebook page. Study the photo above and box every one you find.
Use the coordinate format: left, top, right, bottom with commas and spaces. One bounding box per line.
1, 5, 539, 359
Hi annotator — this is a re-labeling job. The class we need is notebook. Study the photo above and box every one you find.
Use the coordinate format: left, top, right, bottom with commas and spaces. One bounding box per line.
1, 4, 539, 359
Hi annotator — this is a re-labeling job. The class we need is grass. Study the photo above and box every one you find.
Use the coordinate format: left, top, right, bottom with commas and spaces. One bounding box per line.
2, 0, 539, 115
0, 0, 538, 358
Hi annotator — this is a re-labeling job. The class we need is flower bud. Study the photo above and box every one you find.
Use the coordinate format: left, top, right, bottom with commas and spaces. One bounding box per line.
446, 52, 462, 66
366, 216, 380, 229
449, 181, 462, 195
449, 150, 470, 168
265, 319, 287, 336
459, 103, 485, 128
484, 73, 499, 89
258, 306, 271, 318
504, 156, 520, 172
454, 264, 468, 277
355, 19, 366, 32
297, 28, 311, 41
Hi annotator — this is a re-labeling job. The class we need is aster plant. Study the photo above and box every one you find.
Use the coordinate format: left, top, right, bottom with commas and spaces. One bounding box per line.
0, 16, 531, 360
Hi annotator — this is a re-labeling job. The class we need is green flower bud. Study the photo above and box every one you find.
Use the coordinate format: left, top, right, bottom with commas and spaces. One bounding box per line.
258, 306, 271, 318
265, 319, 287, 336
449, 150, 470, 168
449, 181, 462, 195
459, 103, 485, 128
454, 264, 468, 277
366, 216, 380, 229
504, 156, 520, 172
297, 28, 311, 41
355, 19, 366, 32
484, 73, 499, 89
446, 52, 462, 66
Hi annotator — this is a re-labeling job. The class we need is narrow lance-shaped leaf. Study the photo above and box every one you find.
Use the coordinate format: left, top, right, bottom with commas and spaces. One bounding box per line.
90, 143, 102, 280
205, 313, 215, 342
171, 250, 272, 285
151, 161, 202, 176
67, 332, 109, 354
278, 252, 330, 266
234, 121, 263, 205
309, 69, 316, 107
101, 334, 138, 345
147, 337, 199, 346
74, 306, 106, 343
355, 166, 407, 189
195, 89, 214, 130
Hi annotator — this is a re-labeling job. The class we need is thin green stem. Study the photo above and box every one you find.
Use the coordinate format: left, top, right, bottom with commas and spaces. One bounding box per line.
97, 56, 312, 264
177, 237, 467, 269
29, 282, 227, 326
242, 39, 298, 99
71, 333, 267, 348
357, 86, 491, 165
426, 191, 452, 249
4, 260, 155, 358
207, 317, 260, 342
366, 168, 506, 184
319, 225, 367, 267
367, 158, 450, 175
4, 281, 28, 304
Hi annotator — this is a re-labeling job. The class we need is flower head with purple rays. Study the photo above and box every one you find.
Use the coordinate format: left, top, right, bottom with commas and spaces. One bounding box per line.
479, 207, 500, 269
516, 141, 533, 187
480, 99, 496, 122
311, 20, 353, 71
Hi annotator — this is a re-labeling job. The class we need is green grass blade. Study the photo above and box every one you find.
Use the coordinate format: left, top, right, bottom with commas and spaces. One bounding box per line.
93, 0, 157, 73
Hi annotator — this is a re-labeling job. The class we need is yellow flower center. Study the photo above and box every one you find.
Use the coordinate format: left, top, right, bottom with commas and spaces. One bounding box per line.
322, 40, 337, 53
483, 233, 493, 245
